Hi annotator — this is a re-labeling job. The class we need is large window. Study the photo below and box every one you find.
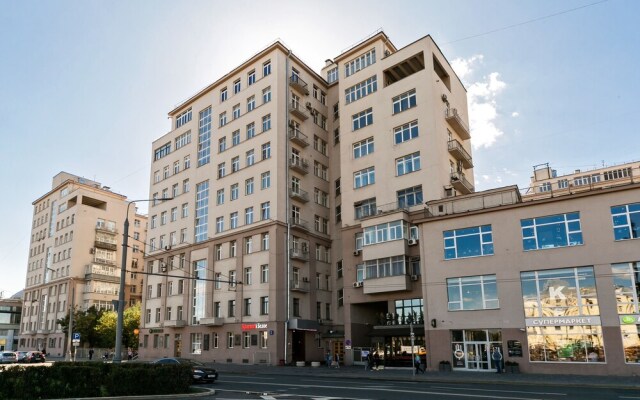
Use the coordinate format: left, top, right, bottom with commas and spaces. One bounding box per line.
612, 262, 640, 314
396, 152, 421, 176
364, 256, 407, 279
192, 260, 206, 324
352, 108, 373, 131
363, 220, 408, 246
394, 121, 419, 144
521, 212, 583, 251
611, 203, 640, 241
447, 275, 498, 311
444, 225, 494, 260
353, 137, 374, 159
397, 186, 423, 208
354, 198, 376, 219
345, 48, 376, 77
354, 167, 375, 189
194, 181, 209, 243
175, 109, 192, 129
327, 67, 338, 84
392, 89, 417, 114
345, 75, 377, 104
197, 107, 211, 166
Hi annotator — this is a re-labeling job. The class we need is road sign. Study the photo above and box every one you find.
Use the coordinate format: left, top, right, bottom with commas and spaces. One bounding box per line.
72, 339, 80, 346
73, 332, 81, 340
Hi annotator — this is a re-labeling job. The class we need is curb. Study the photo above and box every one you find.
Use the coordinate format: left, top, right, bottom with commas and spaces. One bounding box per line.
51, 388, 215, 400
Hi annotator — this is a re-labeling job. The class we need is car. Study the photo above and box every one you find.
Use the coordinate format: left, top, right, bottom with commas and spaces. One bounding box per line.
25, 351, 46, 363
0, 351, 17, 364
151, 357, 218, 383
15, 351, 28, 363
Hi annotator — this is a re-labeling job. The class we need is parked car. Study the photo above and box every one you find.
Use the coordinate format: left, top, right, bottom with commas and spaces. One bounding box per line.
0, 351, 17, 364
15, 351, 28, 363
151, 357, 218, 383
25, 351, 46, 363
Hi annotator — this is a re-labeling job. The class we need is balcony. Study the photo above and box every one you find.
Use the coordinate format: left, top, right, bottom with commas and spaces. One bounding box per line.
290, 247, 309, 261
450, 171, 474, 194
93, 257, 117, 266
445, 108, 470, 140
289, 187, 309, 203
363, 275, 411, 294
95, 225, 118, 235
291, 279, 310, 292
199, 317, 224, 326
289, 102, 309, 120
289, 157, 309, 174
447, 139, 473, 169
289, 75, 309, 95
85, 264, 120, 284
94, 238, 117, 251
289, 217, 309, 231
289, 128, 309, 147
163, 320, 186, 328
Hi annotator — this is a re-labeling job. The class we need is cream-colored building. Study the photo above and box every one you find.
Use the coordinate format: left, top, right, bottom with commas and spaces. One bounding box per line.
141, 31, 473, 366
19, 172, 147, 356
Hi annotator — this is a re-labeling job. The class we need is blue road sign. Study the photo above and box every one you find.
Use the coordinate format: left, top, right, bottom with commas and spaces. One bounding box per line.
73, 332, 81, 340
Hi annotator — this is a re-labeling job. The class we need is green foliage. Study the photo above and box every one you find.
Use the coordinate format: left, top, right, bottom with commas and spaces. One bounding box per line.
56, 306, 105, 347
0, 362, 191, 400
94, 302, 141, 349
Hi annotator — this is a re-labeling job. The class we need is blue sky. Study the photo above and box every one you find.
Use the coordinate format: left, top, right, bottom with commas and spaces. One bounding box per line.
1, 0, 638, 296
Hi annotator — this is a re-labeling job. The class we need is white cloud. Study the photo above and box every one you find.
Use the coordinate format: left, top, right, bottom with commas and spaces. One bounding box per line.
451, 56, 506, 149
512, 111, 520, 117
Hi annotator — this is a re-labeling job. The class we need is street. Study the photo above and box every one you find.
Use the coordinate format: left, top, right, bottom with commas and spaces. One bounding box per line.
205, 372, 640, 400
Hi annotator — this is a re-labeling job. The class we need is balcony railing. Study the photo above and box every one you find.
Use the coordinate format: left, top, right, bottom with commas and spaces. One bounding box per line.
445, 108, 470, 140
289, 102, 309, 120
289, 187, 309, 203
447, 139, 473, 169
94, 239, 118, 251
289, 75, 309, 95
291, 279, 310, 292
450, 171, 474, 194
289, 128, 309, 147
95, 225, 118, 234
289, 157, 309, 174
289, 217, 309, 231
93, 257, 117, 266
290, 247, 310, 261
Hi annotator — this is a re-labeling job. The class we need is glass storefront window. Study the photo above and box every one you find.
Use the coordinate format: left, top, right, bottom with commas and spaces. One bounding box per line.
394, 298, 424, 325
621, 324, 640, 364
521, 212, 583, 251
447, 275, 498, 311
612, 261, 640, 314
527, 325, 604, 363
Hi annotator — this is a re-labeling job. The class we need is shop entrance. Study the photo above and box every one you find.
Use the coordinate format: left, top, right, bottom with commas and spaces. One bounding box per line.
451, 329, 502, 371
465, 342, 489, 370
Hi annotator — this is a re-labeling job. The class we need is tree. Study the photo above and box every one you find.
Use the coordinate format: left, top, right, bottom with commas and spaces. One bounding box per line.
56, 306, 104, 348
95, 302, 141, 349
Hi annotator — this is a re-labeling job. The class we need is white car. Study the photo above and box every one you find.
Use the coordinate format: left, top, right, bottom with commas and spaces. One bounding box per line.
0, 351, 17, 364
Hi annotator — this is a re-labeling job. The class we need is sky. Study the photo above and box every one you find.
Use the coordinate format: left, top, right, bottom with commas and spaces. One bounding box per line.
1, 0, 638, 297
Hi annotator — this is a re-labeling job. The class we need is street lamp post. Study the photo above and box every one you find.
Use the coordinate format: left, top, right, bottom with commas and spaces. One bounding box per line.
114, 198, 172, 363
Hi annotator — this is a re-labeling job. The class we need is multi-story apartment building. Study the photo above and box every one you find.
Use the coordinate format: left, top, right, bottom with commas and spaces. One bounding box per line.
19, 172, 146, 356
417, 179, 640, 376
141, 31, 473, 366
0, 294, 22, 351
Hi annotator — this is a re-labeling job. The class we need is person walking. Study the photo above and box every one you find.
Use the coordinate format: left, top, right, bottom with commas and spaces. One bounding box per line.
334, 352, 340, 368
326, 350, 332, 368
414, 354, 424, 373
88, 348, 94, 360
373, 351, 380, 370
366, 352, 373, 371
492, 347, 503, 373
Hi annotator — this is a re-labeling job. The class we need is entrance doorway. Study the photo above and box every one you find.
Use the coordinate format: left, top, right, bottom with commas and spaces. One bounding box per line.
465, 342, 489, 370
451, 329, 502, 371
291, 330, 305, 362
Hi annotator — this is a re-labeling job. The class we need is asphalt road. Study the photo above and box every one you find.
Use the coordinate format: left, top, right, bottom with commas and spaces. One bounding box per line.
205, 373, 640, 400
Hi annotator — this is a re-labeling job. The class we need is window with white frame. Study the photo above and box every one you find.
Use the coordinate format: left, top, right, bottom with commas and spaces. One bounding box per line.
230, 183, 239, 200
327, 67, 338, 83
353, 137, 374, 159
345, 75, 377, 104
175, 131, 191, 149
521, 212, 583, 250
396, 152, 421, 176
444, 225, 494, 260
354, 167, 375, 188
197, 107, 211, 166
352, 108, 373, 131
345, 48, 376, 77
611, 203, 640, 240
247, 96, 255, 112
447, 275, 498, 311
175, 109, 192, 129
394, 121, 419, 144
397, 185, 423, 208
392, 89, 417, 114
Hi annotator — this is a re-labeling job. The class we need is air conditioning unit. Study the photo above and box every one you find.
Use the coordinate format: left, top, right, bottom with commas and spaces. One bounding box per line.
408, 238, 418, 246
89, 248, 95, 254
353, 249, 361, 256
410, 275, 419, 281
353, 281, 363, 288
305, 102, 312, 109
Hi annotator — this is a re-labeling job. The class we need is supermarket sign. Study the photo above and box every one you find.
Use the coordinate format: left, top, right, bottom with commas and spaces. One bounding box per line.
620, 315, 640, 325
242, 323, 268, 331
525, 316, 601, 327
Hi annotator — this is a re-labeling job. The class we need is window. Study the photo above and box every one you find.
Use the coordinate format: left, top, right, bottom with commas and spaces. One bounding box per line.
354, 197, 375, 219
394, 121, 419, 144
353, 137, 374, 159
154, 143, 171, 161
293, 298, 300, 317
261, 202, 270, 220
611, 203, 640, 240
444, 225, 493, 259
220, 87, 228, 102
262, 87, 271, 103
232, 104, 240, 119
363, 255, 407, 278
160, 211, 167, 225
327, 67, 338, 83
354, 167, 375, 188
396, 152, 421, 176
363, 220, 409, 245
261, 171, 271, 189
352, 108, 373, 131
194, 181, 209, 243
227, 332, 234, 348
245, 207, 254, 225
184, 155, 190, 169
230, 212, 238, 229
314, 188, 329, 207
314, 136, 328, 156
175, 131, 191, 149
335, 178, 341, 196
233, 79, 241, 94
176, 109, 192, 128
604, 167, 632, 181
170, 207, 178, 222
315, 215, 328, 234
612, 261, 640, 314
183, 179, 190, 193
231, 156, 239, 173
314, 161, 328, 180
246, 122, 255, 139
260, 296, 269, 315
335, 205, 341, 222
219, 112, 227, 127
218, 162, 226, 178
261, 233, 269, 250
521, 212, 583, 251
262, 142, 271, 159
216, 216, 224, 233
244, 267, 252, 285
231, 183, 239, 200
247, 96, 255, 112
392, 89, 417, 114
397, 185, 423, 208
172, 183, 179, 197
245, 178, 254, 195
263, 61, 271, 77
181, 203, 188, 218
244, 298, 252, 316
192, 260, 206, 324
345, 75, 377, 104
262, 115, 271, 132
447, 275, 498, 311
345, 48, 376, 77
246, 150, 255, 166
248, 70, 256, 85
197, 107, 211, 166
217, 137, 227, 153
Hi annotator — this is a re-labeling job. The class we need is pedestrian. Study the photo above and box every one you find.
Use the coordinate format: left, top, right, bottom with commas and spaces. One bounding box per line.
366, 352, 373, 371
414, 354, 424, 373
128, 348, 133, 361
334, 352, 340, 368
373, 351, 380, 370
88, 348, 94, 360
492, 347, 503, 373
326, 350, 332, 368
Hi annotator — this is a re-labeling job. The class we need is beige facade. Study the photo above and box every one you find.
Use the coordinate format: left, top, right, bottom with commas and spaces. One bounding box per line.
19, 172, 147, 356
417, 182, 640, 376
140, 31, 473, 366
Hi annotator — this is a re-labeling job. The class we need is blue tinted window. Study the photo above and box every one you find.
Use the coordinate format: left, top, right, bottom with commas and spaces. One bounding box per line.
611, 203, 640, 241
520, 212, 583, 251
443, 225, 494, 260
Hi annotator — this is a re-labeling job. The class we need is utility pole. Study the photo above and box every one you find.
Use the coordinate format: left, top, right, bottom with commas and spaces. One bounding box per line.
66, 284, 75, 361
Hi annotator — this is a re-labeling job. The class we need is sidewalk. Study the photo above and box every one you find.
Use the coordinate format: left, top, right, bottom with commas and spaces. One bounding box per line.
202, 362, 640, 390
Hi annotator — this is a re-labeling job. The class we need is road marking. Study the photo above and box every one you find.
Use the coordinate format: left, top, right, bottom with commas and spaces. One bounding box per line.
619, 397, 640, 399
431, 386, 567, 396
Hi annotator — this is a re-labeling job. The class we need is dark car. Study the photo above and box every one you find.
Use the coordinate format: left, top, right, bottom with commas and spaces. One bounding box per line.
25, 351, 46, 363
15, 351, 28, 363
152, 357, 218, 383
